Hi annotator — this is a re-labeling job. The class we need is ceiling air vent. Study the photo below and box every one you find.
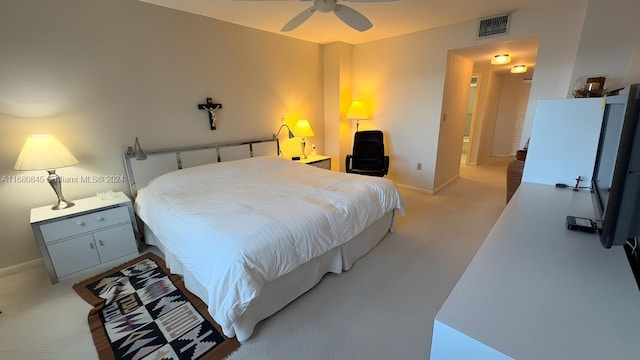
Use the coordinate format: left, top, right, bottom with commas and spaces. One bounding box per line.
477, 14, 510, 39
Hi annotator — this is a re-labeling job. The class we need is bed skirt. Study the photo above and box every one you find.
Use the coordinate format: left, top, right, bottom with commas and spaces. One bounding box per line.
144, 210, 396, 342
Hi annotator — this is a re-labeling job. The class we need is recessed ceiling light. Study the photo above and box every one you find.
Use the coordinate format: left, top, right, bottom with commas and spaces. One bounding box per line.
491, 54, 511, 65
511, 64, 528, 73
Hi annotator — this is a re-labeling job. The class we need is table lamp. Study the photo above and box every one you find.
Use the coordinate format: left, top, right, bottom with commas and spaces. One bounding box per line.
14, 134, 79, 210
346, 100, 369, 131
294, 119, 314, 159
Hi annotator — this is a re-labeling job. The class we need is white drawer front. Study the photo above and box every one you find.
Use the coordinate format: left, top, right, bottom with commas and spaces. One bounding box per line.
40, 206, 131, 243
314, 159, 331, 170
309, 159, 331, 170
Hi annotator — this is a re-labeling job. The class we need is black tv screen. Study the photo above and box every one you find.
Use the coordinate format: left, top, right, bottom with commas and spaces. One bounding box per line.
591, 83, 640, 249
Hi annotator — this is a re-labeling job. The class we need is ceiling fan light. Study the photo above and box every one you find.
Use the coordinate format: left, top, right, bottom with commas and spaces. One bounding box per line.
511, 64, 527, 73
316, 0, 337, 13
491, 54, 511, 65
279, 0, 385, 33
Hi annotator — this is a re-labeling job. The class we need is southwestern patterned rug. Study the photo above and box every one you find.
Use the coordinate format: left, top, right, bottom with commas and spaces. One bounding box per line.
73, 253, 239, 360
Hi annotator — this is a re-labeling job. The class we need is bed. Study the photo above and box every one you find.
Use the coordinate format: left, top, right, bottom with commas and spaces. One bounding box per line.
124, 138, 405, 341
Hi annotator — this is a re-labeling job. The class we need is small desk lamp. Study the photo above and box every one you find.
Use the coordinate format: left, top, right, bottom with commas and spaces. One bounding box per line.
14, 134, 79, 210
346, 100, 369, 131
126, 137, 148, 160
294, 119, 314, 159
273, 123, 295, 156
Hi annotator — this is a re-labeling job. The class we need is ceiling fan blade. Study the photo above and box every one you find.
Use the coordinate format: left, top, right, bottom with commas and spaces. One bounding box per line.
333, 4, 372, 32
281, 6, 316, 32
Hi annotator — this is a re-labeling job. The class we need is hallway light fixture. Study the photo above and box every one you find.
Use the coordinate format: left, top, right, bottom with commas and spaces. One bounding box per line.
511, 64, 528, 74
491, 54, 511, 65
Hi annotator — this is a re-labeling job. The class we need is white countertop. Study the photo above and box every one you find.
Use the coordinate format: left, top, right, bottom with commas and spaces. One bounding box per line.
432, 182, 640, 359
30, 192, 131, 224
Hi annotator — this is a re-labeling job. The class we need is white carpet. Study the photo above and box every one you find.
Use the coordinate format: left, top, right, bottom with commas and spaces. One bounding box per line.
0, 157, 511, 360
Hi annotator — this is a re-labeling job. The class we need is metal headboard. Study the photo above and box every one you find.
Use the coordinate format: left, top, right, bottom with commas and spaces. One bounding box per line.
123, 137, 278, 198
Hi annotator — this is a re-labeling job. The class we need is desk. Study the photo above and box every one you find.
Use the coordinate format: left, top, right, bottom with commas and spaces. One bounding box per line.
431, 182, 640, 359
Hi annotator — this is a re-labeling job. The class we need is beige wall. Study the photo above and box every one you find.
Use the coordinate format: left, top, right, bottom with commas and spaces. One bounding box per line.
0, 0, 323, 270
569, 0, 640, 94
352, 1, 589, 191
323, 42, 354, 172
433, 52, 473, 191
491, 74, 529, 157
475, 71, 504, 164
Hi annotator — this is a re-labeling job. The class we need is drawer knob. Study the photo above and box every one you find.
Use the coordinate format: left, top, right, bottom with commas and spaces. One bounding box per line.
99, 240, 105, 246
89, 242, 95, 249
76, 221, 85, 226
95, 216, 104, 221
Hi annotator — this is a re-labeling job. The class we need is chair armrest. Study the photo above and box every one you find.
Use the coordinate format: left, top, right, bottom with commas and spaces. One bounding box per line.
383, 156, 389, 175
346, 155, 353, 173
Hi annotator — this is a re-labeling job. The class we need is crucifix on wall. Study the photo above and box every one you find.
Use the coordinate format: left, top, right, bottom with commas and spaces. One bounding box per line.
197, 98, 223, 130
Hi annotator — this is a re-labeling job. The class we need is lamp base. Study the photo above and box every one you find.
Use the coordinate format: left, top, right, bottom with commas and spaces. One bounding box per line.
301, 138, 307, 159
47, 170, 75, 210
52, 199, 75, 210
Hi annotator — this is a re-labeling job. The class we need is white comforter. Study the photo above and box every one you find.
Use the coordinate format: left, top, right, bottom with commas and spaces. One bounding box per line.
135, 156, 405, 335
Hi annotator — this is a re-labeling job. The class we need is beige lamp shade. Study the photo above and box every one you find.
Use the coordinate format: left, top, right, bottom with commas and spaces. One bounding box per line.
14, 134, 79, 171
294, 119, 315, 137
346, 100, 369, 120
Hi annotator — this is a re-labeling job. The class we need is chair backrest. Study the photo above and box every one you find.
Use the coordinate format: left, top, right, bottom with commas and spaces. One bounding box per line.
352, 131, 385, 169
353, 130, 384, 154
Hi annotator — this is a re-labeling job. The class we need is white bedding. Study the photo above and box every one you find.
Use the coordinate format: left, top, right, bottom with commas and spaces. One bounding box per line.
134, 156, 405, 336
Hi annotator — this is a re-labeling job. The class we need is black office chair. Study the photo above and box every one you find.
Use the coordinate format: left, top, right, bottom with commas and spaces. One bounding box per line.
345, 130, 389, 177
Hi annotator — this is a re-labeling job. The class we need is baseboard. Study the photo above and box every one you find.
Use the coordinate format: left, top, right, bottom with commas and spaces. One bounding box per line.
0, 258, 43, 278
396, 183, 434, 195
433, 175, 460, 194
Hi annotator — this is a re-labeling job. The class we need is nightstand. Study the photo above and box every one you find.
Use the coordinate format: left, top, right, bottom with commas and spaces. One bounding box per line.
298, 155, 331, 170
30, 192, 140, 284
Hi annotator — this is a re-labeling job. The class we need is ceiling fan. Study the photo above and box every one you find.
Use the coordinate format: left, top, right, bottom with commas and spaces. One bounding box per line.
238, 0, 398, 32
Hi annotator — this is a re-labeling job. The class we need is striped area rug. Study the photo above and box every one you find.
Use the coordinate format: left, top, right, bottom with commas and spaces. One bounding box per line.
73, 253, 239, 360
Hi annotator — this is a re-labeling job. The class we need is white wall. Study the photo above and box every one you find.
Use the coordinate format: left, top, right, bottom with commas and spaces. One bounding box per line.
353, 1, 589, 191
433, 52, 473, 191
569, 0, 640, 94
475, 71, 504, 164
522, 98, 604, 186
0, 0, 323, 269
492, 74, 529, 157
323, 42, 355, 172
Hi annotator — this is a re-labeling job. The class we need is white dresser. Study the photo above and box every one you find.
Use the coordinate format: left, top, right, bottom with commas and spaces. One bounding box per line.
30, 192, 140, 283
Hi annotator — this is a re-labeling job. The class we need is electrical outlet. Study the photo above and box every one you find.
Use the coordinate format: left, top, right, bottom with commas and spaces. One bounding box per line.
417, 162, 423, 170
280, 115, 286, 123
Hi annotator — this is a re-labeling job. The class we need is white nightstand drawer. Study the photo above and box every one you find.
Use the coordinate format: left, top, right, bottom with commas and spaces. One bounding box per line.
310, 159, 331, 170
40, 206, 131, 243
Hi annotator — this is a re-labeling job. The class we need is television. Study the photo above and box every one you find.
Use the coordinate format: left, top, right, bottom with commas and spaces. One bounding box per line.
591, 83, 640, 250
